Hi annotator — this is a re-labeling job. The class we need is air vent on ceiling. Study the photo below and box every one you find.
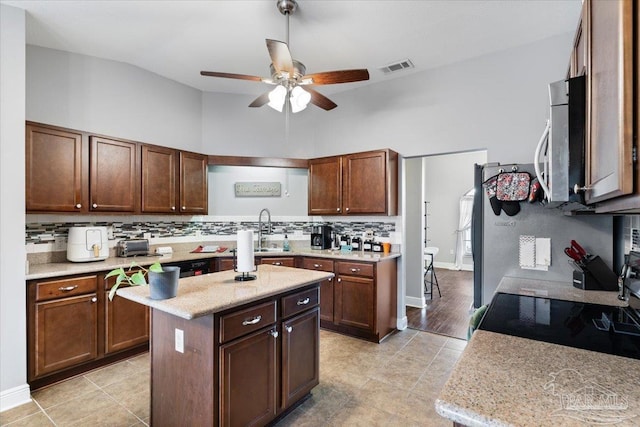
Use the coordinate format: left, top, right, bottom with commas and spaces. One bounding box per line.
378, 59, 414, 75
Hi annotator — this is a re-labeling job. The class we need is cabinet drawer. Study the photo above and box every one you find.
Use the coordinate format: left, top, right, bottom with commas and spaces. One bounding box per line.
301, 258, 334, 272
336, 262, 374, 278
282, 287, 319, 318
35, 275, 98, 302
220, 300, 277, 344
260, 257, 296, 267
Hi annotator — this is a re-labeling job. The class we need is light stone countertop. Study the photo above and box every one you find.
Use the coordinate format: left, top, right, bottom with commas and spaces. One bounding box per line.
436, 277, 639, 426
116, 264, 334, 320
436, 330, 640, 427
497, 276, 627, 307
26, 247, 400, 281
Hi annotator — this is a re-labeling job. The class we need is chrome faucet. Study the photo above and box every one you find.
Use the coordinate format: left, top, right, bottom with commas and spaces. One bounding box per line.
257, 208, 272, 251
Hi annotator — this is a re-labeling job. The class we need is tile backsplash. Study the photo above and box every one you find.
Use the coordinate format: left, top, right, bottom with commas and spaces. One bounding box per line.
26, 218, 398, 247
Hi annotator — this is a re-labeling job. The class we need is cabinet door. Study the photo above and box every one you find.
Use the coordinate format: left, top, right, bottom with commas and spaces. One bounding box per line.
90, 136, 138, 212
282, 308, 320, 409
26, 124, 84, 212
570, 10, 586, 78
319, 278, 334, 323
217, 258, 235, 272
343, 151, 387, 214
105, 292, 149, 354
260, 257, 296, 267
334, 275, 375, 332
141, 144, 177, 213
179, 151, 208, 214
308, 156, 342, 215
34, 294, 98, 377
584, 0, 634, 203
220, 327, 278, 427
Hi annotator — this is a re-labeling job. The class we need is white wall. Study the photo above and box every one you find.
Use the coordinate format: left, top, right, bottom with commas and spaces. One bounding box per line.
307, 33, 574, 162
208, 166, 308, 216
27, 46, 202, 152
403, 158, 424, 307
423, 151, 487, 266
1, 4, 29, 411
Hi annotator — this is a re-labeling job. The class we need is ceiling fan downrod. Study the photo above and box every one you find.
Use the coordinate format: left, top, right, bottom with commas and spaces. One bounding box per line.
276, 0, 297, 46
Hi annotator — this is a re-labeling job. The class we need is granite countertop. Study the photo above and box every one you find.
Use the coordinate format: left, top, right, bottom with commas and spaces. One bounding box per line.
436, 277, 639, 426
116, 264, 334, 320
26, 247, 400, 280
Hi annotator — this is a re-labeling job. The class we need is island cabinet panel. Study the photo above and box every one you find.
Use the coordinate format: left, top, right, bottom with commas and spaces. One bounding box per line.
179, 151, 208, 214
26, 123, 85, 212
141, 144, 177, 213
281, 308, 320, 409
220, 327, 278, 427
217, 257, 236, 272
89, 136, 138, 212
300, 258, 335, 323
104, 292, 149, 354
28, 275, 99, 379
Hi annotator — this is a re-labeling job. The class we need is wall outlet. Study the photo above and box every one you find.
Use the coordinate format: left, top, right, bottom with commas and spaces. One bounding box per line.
54, 236, 67, 251
175, 328, 184, 353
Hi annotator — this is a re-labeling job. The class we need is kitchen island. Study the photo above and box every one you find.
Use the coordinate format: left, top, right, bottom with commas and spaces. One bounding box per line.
117, 264, 334, 427
435, 277, 640, 426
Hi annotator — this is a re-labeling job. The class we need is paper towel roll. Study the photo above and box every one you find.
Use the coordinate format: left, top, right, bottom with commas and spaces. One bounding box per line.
236, 230, 255, 273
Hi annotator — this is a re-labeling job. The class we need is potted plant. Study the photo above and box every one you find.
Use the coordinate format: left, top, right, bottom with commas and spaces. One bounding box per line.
107, 261, 180, 301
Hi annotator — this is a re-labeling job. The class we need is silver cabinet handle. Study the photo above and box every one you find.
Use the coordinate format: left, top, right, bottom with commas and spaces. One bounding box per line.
242, 315, 262, 326
337, 208, 340, 212
273, 262, 282, 266
346, 207, 350, 212
337, 278, 342, 282
75, 203, 82, 209
182, 206, 186, 210
285, 326, 293, 333
350, 268, 360, 273
92, 203, 98, 208
171, 206, 175, 211
91, 297, 97, 303
59, 285, 78, 292
297, 297, 310, 306
328, 278, 333, 282
269, 330, 279, 338
313, 264, 321, 269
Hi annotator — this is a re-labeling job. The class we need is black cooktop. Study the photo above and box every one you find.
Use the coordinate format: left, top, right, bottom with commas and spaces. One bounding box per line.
478, 292, 640, 360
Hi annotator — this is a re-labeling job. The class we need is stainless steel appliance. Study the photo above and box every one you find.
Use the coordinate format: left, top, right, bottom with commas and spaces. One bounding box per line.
533, 75, 586, 207
67, 226, 109, 262
310, 225, 332, 250
116, 239, 151, 257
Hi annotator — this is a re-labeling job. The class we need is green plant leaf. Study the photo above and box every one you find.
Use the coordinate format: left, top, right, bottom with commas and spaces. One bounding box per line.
105, 267, 125, 279
130, 271, 147, 285
108, 286, 118, 301
149, 262, 163, 273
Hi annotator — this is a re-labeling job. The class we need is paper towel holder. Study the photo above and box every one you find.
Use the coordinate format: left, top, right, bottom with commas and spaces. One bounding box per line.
232, 249, 256, 281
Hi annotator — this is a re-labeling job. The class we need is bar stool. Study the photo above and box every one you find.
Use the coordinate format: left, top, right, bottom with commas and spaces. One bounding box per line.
424, 247, 441, 299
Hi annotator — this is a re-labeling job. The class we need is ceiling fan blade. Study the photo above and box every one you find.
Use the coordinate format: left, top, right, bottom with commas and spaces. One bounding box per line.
266, 39, 294, 75
200, 71, 264, 82
306, 88, 337, 111
248, 92, 270, 108
301, 69, 369, 85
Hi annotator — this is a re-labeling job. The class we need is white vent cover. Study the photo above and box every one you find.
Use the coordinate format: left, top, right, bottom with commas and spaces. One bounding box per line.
378, 59, 414, 74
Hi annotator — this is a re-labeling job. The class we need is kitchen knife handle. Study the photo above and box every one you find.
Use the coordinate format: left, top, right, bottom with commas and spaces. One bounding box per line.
571, 240, 587, 256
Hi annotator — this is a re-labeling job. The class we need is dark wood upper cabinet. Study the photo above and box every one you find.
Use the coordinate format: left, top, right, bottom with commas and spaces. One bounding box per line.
89, 136, 138, 212
179, 151, 208, 214
141, 144, 177, 213
308, 149, 398, 216
308, 156, 342, 215
26, 123, 85, 212
584, 0, 634, 204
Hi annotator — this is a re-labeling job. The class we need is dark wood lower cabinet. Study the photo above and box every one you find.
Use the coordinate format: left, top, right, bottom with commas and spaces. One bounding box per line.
149, 284, 320, 427
105, 292, 149, 354
335, 274, 375, 330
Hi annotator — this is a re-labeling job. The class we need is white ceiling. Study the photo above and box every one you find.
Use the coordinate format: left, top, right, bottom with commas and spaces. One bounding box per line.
2, 0, 582, 97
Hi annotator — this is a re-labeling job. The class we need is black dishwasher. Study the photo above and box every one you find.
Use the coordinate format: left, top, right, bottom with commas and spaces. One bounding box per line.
165, 259, 211, 278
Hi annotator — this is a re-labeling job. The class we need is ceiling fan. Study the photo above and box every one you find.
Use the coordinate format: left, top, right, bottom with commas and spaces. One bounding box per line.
200, 0, 369, 113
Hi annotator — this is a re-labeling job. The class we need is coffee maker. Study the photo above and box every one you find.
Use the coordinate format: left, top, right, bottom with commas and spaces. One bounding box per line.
310, 225, 332, 250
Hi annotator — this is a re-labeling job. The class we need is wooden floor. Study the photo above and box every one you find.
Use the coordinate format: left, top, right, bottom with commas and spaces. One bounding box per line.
406, 268, 474, 340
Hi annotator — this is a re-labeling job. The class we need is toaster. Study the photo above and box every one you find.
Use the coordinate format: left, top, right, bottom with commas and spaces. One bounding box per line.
117, 239, 150, 257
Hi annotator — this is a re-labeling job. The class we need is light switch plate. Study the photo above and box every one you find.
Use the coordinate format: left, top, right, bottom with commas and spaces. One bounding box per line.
175, 328, 184, 353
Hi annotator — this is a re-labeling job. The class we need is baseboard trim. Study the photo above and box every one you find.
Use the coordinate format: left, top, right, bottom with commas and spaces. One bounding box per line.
396, 316, 408, 330
0, 384, 31, 412
433, 261, 473, 272
405, 295, 425, 308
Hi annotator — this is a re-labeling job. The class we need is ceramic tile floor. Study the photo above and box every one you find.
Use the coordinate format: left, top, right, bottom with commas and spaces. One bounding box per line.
1, 329, 466, 426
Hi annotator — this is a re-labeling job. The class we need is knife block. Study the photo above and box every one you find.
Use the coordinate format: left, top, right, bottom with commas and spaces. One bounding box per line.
579, 255, 619, 291
572, 269, 600, 290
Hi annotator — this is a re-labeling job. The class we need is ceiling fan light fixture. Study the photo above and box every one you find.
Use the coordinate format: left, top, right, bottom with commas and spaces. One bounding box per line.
267, 85, 287, 112
290, 86, 311, 113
